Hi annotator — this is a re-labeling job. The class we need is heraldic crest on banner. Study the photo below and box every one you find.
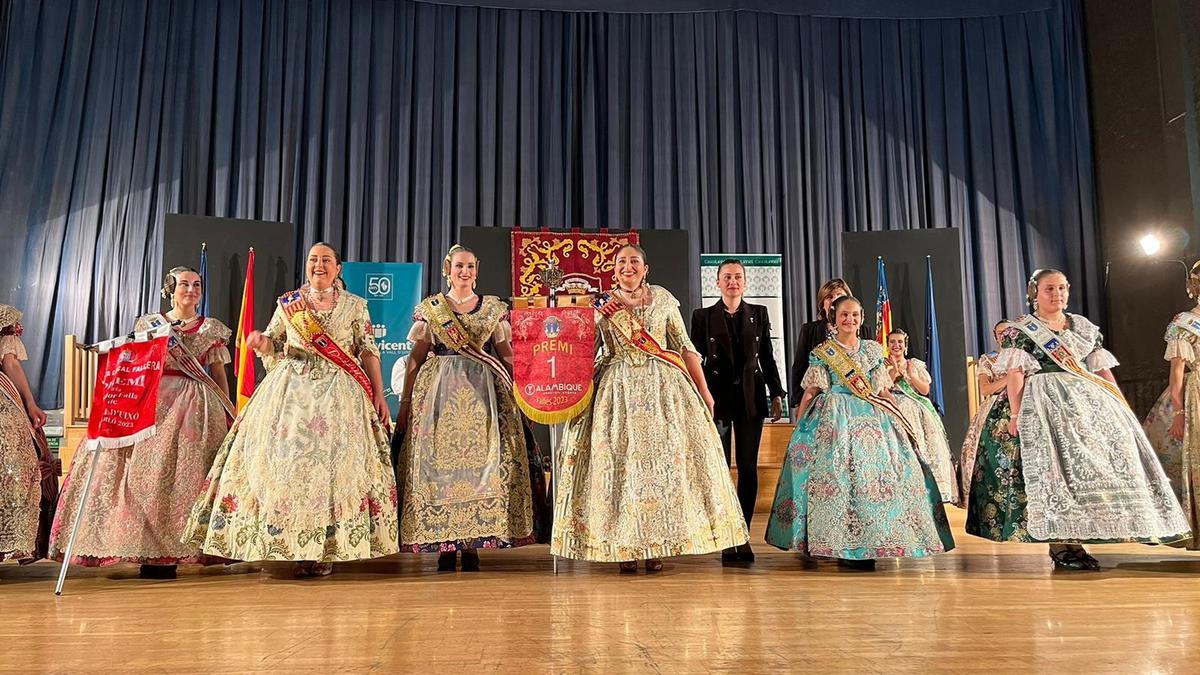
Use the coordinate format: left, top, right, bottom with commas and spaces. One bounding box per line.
511, 229, 640, 296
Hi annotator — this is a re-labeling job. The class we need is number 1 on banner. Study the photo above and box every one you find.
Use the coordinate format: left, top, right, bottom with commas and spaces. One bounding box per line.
548, 355, 557, 379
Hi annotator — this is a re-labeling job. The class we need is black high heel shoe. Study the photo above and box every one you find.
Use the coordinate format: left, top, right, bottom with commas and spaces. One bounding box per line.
437, 551, 458, 572
461, 550, 480, 572
1049, 547, 1100, 571
1075, 550, 1101, 571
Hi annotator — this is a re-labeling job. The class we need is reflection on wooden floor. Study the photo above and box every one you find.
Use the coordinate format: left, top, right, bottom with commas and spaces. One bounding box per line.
4, 508, 1200, 673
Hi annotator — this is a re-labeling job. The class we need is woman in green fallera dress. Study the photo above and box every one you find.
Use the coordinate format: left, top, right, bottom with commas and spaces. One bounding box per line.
965, 269, 1188, 570
957, 322, 1008, 509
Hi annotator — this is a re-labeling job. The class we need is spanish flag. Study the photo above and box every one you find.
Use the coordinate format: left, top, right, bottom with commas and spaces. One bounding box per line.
234, 248, 256, 412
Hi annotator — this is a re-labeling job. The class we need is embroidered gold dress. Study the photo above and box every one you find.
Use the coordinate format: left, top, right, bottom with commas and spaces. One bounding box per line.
0, 306, 42, 562
182, 292, 399, 562
51, 316, 233, 566
396, 294, 543, 552
552, 286, 749, 562
1143, 310, 1200, 548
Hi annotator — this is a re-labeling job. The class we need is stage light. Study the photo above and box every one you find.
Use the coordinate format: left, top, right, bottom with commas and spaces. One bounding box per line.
1140, 234, 1162, 256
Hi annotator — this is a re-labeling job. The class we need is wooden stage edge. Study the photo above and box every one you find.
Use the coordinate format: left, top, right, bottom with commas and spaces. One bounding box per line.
5, 509, 1200, 673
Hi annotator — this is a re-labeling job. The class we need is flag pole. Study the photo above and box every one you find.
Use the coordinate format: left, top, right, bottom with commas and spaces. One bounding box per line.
924, 255, 944, 412
199, 242, 210, 317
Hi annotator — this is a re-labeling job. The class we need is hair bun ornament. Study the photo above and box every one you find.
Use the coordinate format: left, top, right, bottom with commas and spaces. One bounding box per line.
1190, 260, 1200, 277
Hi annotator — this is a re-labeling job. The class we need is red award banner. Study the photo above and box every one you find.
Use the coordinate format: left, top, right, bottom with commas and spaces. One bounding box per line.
512, 229, 639, 297
85, 326, 170, 450
511, 307, 595, 424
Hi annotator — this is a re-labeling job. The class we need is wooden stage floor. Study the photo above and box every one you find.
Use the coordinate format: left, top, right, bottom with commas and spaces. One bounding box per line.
4, 508, 1200, 673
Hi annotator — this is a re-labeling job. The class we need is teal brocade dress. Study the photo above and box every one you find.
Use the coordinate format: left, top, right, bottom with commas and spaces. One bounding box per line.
765, 339, 954, 560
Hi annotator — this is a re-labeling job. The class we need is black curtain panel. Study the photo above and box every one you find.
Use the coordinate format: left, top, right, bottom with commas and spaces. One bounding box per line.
0, 0, 1098, 407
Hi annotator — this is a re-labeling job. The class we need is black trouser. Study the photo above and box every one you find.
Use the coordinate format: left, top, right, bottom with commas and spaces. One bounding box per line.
715, 415, 765, 528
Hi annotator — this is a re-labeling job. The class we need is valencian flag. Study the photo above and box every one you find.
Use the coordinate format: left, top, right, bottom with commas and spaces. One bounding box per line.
85, 325, 171, 449
510, 306, 595, 424
234, 248, 256, 412
198, 242, 209, 317
924, 256, 945, 412
875, 257, 893, 354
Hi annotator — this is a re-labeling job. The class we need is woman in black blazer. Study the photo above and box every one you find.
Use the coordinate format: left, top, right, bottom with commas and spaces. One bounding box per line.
690, 260, 786, 563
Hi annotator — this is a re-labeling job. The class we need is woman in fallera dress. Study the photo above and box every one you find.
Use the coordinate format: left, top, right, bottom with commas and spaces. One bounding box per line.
0, 303, 56, 564
552, 244, 748, 573
1143, 261, 1200, 549
182, 243, 399, 577
51, 268, 234, 579
958, 322, 1008, 508
765, 296, 954, 570
885, 329, 958, 503
394, 245, 547, 572
966, 268, 1188, 570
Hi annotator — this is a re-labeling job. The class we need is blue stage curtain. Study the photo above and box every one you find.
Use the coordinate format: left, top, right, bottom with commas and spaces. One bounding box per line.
0, 0, 1098, 407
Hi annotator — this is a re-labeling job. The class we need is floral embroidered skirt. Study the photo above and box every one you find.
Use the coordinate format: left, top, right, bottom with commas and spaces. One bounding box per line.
395, 355, 547, 552
49, 376, 227, 566
894, 392, 958, 503
964, 397, 1031, 541
181, 360, 399, 562
0, 395, 40, 562
765, 388, 954, 560
968, 372, 1189, 544
1144, 375, 1200, 549
551, 358, 749, 562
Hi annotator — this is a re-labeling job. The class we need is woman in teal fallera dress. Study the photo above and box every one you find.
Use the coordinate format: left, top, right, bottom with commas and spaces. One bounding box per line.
765, 296, 954, 570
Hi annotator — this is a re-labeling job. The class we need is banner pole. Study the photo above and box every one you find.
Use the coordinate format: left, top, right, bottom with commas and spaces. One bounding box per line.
54, 445, 102, 595
549, 422, 561, 576
549, 291, 563, 575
